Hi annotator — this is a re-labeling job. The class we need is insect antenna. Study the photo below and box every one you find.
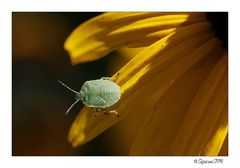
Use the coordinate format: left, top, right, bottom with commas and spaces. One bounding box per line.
65, 100, 80, 115
58, 80, 78, 94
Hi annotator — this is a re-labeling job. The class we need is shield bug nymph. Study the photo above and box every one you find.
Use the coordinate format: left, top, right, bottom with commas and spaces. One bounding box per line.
58, 73, 120, 117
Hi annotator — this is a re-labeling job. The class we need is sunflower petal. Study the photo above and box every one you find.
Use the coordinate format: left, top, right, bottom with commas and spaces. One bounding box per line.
201, 102, 228, 155
64, 12, 207, 64
129, 46, 223, 155
68, 22, 216, 147
117, 47, 146, 61
168, 52, 227, 155
117, 22, 213, 86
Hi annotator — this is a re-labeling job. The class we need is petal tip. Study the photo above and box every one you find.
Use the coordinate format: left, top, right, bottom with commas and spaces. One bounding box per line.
68, 132, 86, 148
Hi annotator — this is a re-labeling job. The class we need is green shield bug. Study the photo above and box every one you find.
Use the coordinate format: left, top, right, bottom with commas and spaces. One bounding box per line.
58, 73, 120, 117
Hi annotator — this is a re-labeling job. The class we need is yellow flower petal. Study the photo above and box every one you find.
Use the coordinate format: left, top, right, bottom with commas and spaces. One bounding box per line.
168, 52, 227, 155
64, 12, 207, 64
117, 47, 146, 61
201, 102, 228, 155
129, 46, 223, 156
218, 133, 228, 156
68, 22, 217, 147
117, 22, 213, 86
107, 47, 146, 75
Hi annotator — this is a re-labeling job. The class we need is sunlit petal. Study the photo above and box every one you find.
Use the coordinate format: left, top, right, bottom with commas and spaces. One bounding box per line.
168, 53, 227, 155
129, 43, 223, 156
68, 22, 217, 147
64, 13, 207, 64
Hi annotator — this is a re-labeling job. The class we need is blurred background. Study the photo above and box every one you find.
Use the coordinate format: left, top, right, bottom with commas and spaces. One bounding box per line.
12, 12, 128, 156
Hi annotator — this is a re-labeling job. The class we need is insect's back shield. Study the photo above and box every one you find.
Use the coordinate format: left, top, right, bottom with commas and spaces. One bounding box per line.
58, 76, 121, 116
81, 79, 120, 108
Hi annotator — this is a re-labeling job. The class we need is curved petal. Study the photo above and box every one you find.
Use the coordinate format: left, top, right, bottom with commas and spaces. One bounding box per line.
107, 47, 146, 75
64, 12, 207, 64
201, 102, 228, 155
117, 47, 146, 60
68, 22, 215, 147
129, 46, 223, 155
168, 52, 228, 155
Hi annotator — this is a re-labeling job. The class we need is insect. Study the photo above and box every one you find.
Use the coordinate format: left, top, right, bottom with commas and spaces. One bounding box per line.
58, 73, 120, 117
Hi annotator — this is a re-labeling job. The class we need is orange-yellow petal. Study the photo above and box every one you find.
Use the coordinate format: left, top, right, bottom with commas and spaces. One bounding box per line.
64, 12, 207, 64
129, 44, 223, 156
201, 102, 228, 155
168, 52, 227, 155
68, 22, 216, 147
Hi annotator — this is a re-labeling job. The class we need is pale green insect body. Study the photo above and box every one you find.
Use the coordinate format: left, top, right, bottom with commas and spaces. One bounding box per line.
58, 75, 120, 116
79, 79, 121, 108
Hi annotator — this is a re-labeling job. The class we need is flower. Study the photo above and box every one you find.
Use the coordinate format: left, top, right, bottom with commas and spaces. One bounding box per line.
64, 12, 227, 156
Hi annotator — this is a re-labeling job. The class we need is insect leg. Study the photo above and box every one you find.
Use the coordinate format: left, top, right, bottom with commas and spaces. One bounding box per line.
102, 109, 109, 116
111, 73, 120, 82
101, 73, 120, 82
91, 108, 99, 117
109, 110, 120, 117
95, 108, 109, 116
113, 73, 120, 81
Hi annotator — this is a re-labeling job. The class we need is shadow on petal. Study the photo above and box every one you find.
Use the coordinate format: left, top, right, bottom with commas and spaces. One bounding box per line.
68, 19, 217, 148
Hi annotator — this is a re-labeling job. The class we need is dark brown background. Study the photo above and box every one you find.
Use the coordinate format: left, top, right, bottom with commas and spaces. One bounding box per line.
12, 12, 125, 156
